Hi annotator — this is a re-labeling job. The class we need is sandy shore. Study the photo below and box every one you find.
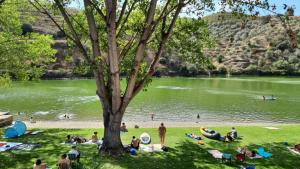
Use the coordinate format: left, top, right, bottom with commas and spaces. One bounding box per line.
23, 120, 298, 129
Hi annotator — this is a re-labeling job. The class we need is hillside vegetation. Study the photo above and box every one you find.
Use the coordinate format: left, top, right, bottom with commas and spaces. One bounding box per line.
25, 12, 300, 77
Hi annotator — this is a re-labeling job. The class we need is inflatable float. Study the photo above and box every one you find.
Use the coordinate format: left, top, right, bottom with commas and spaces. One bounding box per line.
200, 127, 221, 140
140, 132, 151, 144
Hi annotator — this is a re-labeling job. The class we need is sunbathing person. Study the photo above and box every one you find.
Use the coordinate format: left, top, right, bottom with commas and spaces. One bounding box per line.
120, 123, 128, 132
131, 136, 140, 149
58, 154, 70, 169
33, 159, 47, 169
73, 136, 87, 144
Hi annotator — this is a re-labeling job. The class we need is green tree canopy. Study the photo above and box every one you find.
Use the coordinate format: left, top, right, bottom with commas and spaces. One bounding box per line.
0, 0, 56, 86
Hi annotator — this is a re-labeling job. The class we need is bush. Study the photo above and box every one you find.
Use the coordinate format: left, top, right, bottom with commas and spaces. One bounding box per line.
273, 60, 289, 70
218, 66, 227, 74
245, 64, 258, 74
21, 23, 33, 36
217, 55, 224, 63
288, 54, 298, 64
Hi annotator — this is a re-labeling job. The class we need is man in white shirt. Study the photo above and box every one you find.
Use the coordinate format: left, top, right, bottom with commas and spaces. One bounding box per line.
68, 146, 80, 161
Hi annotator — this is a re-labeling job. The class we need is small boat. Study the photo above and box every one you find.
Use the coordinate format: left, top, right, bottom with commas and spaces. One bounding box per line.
263, 96, 277, 101
0, 113, 13, 127
200, 127, 221, 140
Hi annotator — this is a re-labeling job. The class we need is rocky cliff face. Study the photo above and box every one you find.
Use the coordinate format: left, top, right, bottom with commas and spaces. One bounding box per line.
28, 12, 300, 77
204, 13, 300, 75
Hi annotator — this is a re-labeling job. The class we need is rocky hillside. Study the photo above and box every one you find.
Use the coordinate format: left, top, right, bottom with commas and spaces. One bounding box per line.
203, 13, 300, 75
26, 12, 300, 77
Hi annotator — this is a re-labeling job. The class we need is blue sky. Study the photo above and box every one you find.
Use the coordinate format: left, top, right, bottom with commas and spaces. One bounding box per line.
263, 0, 300, 16
70, 0, 300, 16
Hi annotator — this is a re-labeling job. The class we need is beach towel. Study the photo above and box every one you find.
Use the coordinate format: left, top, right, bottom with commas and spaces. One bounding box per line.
0, 142, 22, 152
263, 127, 280, 130
139, 144, 163, 152
208, 150, 223, 159
11, 143, 40, 151
257, 147, 272, 158
287, 147, 300, 156
82, 140, 103, 145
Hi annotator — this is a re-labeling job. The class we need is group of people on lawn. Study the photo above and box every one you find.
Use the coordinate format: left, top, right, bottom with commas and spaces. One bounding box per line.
33, 122, 167, 169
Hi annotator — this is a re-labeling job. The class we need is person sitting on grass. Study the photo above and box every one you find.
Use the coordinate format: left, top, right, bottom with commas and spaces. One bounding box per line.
131, 136, 140, 149
91, 131, 99, 143
65, 135, 74, 144
33, 159, 47, 169
58, 154, 70, 169
120, 122, 128, 132
68, 146, 80, 161
231, 127, 238, 139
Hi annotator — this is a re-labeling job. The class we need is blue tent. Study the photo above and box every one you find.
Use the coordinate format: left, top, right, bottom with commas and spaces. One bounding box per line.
4, 127, 19, 138
4, 121, 27, 138
14, 121, 26, 136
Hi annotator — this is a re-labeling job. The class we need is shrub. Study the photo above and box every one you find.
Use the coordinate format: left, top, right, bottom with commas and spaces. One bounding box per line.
273, 60, 289, 70
245, 64, 258, 74
218, 66, 227, 74
217, 55, 224, 63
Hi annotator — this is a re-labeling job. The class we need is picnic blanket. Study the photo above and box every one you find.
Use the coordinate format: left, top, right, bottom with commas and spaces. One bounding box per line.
208, 150, 223, 159
139, 144, 163, 152
0, 142, 22, 152
287, 147, 300, 156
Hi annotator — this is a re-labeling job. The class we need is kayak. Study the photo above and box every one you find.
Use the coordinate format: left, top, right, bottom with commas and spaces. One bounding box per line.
200, 127, 221, 140
140, 132, 151, 144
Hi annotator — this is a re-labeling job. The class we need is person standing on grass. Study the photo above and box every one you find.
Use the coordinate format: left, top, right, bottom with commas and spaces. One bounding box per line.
158, 123, 166, 147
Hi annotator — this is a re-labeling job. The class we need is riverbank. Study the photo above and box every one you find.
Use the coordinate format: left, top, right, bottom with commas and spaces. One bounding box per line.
1, 125, 300, 169
24, 120, 300, 129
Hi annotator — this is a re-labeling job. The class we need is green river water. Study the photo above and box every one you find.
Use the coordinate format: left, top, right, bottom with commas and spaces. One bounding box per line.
0, 77, 300, 123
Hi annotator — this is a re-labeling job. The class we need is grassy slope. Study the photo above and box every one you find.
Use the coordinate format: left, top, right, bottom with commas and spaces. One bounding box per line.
0, 125, 300, 169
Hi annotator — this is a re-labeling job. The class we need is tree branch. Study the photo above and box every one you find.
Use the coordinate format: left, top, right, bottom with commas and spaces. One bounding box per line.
83, 0, 110, 110
131, 1, 185, 99
122, 0, 158, 107
53, 0, 92, 63
116, 0, 137, 38
116, 0, 128, 28
86, 0, 106, 21
119, 32, 138, 62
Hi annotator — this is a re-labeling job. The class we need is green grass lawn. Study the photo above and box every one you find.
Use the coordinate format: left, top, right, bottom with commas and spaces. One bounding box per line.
1, 125, 300, 169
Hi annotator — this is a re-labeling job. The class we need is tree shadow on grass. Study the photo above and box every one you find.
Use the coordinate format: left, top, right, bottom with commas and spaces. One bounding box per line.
0, 129, 97, 169
1, 129, 300, 169
94, 140, 240, 169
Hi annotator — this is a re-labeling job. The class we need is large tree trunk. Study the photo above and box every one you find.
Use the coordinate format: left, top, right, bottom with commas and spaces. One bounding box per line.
100, 109, 125, 156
